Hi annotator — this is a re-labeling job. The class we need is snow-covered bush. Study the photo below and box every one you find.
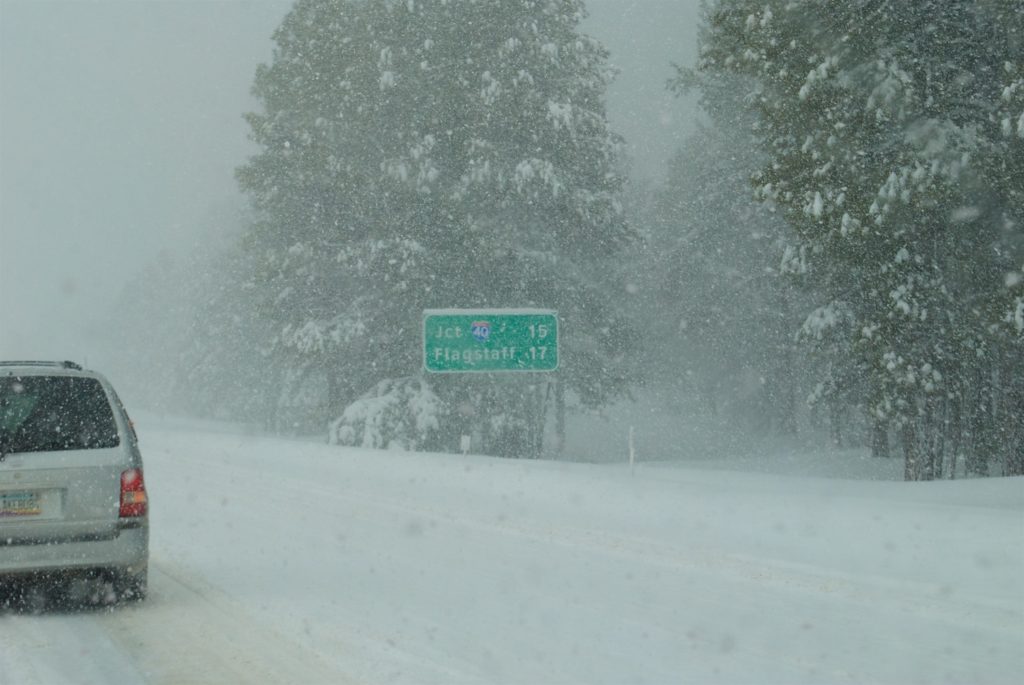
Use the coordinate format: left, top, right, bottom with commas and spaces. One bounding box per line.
328, 377, 445, 451
484, 411, 532, 459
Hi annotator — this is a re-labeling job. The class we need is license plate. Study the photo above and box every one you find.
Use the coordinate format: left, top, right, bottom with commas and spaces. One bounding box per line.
0, 491, 41, 517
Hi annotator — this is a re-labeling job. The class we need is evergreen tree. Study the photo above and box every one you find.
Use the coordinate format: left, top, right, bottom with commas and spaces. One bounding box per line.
687, 0, 1023, 478
235, 0, 634, 454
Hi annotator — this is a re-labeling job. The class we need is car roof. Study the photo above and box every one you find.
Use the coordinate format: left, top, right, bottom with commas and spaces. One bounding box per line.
0, 360, 99, 378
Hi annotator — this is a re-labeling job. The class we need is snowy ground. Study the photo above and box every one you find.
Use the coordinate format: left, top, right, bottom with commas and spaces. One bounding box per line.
1, 415, 1022, 684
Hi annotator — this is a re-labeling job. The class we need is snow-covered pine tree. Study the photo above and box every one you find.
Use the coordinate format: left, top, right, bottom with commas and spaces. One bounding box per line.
691, 0, 1023, 478
978, 0, 1024, 475
235, 0, 633, 455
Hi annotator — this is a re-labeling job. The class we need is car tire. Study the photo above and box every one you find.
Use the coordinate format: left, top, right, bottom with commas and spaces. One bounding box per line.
114, 564, 147, 602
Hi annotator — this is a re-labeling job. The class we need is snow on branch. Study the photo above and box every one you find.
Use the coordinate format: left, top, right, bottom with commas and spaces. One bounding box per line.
800, 301, 852, 340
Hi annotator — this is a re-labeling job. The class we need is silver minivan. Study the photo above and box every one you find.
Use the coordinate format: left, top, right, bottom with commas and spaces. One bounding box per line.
0, 361, 149, 603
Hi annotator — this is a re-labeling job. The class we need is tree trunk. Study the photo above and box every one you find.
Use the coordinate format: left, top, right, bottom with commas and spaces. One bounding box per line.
921, 394, 938, 481
1007, 442, 1024, 476
1006, 377, 1024, 476
779, 376, 798, 435
829, 397, 843, 448
948, 383, 963, 479
902, 422, 919, 481
932, 396, 946, 480
776, 292, 798, 436
326, 370, 344, 410
871, 416, 890, 458
966, 363, 992, 476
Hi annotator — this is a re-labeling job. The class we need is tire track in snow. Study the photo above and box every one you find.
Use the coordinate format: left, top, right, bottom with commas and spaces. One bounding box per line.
170, 449, 1020, 641
93, 558, 358, 685
149, 432, 1023, 684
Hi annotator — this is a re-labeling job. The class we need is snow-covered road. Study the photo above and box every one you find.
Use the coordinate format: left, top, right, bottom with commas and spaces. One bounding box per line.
2, 418, 1022, 684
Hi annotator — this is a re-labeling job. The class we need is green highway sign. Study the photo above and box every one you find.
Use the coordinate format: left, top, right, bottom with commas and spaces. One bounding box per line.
423, 309, 558, 373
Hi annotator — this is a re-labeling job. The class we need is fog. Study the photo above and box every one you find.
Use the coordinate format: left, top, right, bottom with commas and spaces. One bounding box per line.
0, 0, 700, 364
0, 1, 286, 360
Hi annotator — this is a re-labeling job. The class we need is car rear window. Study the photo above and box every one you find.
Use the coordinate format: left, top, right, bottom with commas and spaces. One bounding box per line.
0, 376, 119, 453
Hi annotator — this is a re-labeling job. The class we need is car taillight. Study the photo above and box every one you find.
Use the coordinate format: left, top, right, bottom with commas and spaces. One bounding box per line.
120, 468, 148, 517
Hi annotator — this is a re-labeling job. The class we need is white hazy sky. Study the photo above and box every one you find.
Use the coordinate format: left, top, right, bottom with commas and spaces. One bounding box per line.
0, 0, 700, 362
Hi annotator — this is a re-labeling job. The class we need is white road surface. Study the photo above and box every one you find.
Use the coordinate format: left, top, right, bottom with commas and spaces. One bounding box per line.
1, 418, 1022, 684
